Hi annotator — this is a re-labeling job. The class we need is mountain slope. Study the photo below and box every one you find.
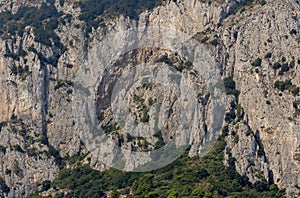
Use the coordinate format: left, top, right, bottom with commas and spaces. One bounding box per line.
0, 0, 299, 197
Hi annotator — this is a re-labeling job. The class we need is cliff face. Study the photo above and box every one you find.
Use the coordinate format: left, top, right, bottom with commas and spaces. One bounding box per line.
0, 0, 299, 197
222, 1, 300, 194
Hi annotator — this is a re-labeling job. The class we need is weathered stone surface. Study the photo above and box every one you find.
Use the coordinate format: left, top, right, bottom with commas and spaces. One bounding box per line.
0, 0, 299, 197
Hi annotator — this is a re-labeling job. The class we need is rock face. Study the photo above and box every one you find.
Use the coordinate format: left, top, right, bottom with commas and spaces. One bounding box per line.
0, 0, 299, 197
220, 1, 300, 194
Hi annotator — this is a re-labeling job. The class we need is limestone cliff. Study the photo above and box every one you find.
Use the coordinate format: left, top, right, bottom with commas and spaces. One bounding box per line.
0, 0, 299, 197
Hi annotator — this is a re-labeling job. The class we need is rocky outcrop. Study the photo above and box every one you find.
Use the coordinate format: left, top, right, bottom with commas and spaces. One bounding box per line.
0, 0, 299, 197
220, 0, 300, 194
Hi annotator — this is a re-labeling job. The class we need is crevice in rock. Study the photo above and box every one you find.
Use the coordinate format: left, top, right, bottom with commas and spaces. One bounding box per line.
40, 62, 49, 145
254, 130, 268, 163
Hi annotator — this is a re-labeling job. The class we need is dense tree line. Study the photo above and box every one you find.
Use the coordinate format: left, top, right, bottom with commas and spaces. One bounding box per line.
29, 137, 285, 198
0, 1, 62, 47
78, 0, 162, 20
77, 0, 162, 32
0, 0, 163, 43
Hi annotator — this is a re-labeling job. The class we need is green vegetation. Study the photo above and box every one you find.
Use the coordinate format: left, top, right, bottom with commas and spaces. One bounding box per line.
133, 94, 150, 123
143, 82, 154, 90
289, 60, 295, 68
51, 165, 142, 197
231, 131, 239, 144
102, 123, 120, 134
137, 138, 150, 150
246, 128, 253, 136
0, 2, 68, 67
259, 0, 267, 5
274, 80, 300, 96
10, 64, 30, 78
76, 0, 162, 32
229, 0, 254, 15
274, 80, 292, 91
157, 53, 191, 72
290, 86, 300, 96
271, 57, 295, 74
86, 0, 162, 19
210, 38, 219, 46
264, 52, 272, 59
278, 63, 289, 75
54, 79, 74, 90
13, 145, 24, 153
293, 100, 300, 117
0, 177, 10, 194
201, 36, 210, 43
272, 62, 281, 69
225, 111, 236, 123
42, 180, 51, 191
290, 29, 297, 35
153, 131, 166, 149
10, 113, 17, 120
141, 105, 150, 123
47, 145, 63, 167
0, 2, 62, 46
223, 77, 239, 97
59, 0, 65, 7
0, 145, 6, 154
37, 136, 285, 198
252, 58, 262, 67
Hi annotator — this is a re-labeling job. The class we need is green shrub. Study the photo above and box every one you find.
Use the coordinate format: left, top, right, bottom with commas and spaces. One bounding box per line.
252, 58, 262, 67
102, 123, 120, 134
40, 136, 48, 145
11, 65, 18, 75
289, 86, 300, 96
225, 112, 236, 123
264, 52, 272, 59
254, 180, 269, 192
13, 145, 24, 153
158, 54, 171, 65
274, 80, 300, 96
222, 125, 229, 136
35, 125, 286, 198
191, 187, 205, 197
259, 0, 267, 5
272, 62, 281, 69
111, 188, 120, 198
289, 60, 295, 68
42, 180, 51, 191
229, 0, 254, 15
0, 3, 65, 62
167, 189, 178, 198
0, 177, 10, 193
279, 63, 289, 74
282, 63, 289, 71
274, 80, 292, 91
153, 131, 165, 149
77, 0, 162, 26
201, 36, 210, 43
233, 133, 239, 144
0, 145, 6, 154
290, 29, 297, 35
245, 129, 252, 136
210, 39, 219, 46
59, 0, 65, 6
223, 77, 239, 97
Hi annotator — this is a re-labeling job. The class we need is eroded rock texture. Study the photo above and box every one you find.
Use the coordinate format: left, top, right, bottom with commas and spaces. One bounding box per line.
0, 0, 299, 197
